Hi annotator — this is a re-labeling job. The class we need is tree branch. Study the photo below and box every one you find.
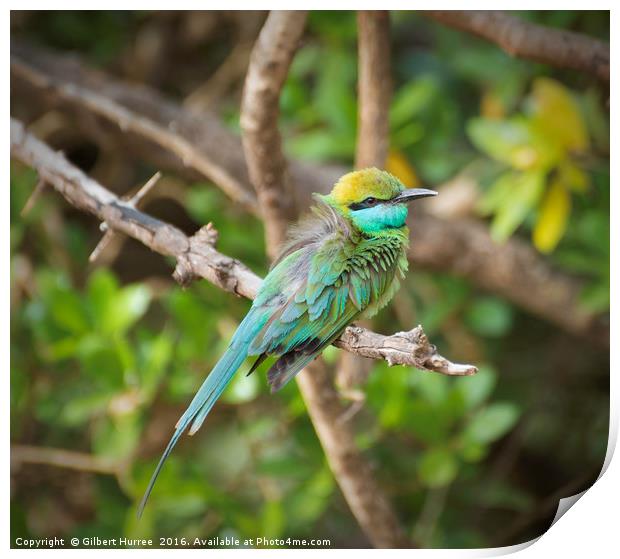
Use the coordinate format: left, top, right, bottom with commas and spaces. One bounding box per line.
423, 11, 609, 82
11, 444, 119, 476
409, 213, 608, 345
240, 11, 307, 257
12, 116, 475, 548
356, 11, 392, 169
240, 12, 412, 547
335, 326, 475, 375
10, 118, 473, 376
10, 43, 607, 344
337, 10, 393, 399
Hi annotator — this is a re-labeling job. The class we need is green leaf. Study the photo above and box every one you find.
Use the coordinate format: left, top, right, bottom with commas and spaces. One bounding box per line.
92, 414, 141, 460
580, 280, 610, 314
465, 297, 513, 337
88, 268, 119, 318
489, 169, 545, 242
221, 366, 260, 404
287, 465, 335, 527
61, 391, 114, 425
454, 366, 497, 410
477, 480, 534, 512
288, 130, 355, 161
477, 170, 516, 216
390, 76, 437, 128
76, 336, 125, 390
458, 441, 487, 463
111, 285, 151, 333
412, 372, 449, 405
417, 448, 459, 488
261, 500, 285, 540
138, 332, 173, 400
88, 270, 151, 335
49, 289, 90, 334
407, 401, 452, 444
467, 117, 535, 170
463, 402, 520, 445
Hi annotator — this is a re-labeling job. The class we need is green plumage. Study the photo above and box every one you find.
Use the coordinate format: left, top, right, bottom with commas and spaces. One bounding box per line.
248, 198, 409, 391
137, 168, 436, 517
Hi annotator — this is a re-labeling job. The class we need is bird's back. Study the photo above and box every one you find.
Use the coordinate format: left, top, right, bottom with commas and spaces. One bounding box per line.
246, 197, 409, 390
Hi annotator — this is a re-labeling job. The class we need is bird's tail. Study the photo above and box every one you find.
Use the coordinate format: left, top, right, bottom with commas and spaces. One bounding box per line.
137, 314, 262, 518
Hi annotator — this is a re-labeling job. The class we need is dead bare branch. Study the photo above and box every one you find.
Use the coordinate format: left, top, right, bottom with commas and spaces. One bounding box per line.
423, 11, 609, 82
335, 326, 476, 375
11, 118, 472, 377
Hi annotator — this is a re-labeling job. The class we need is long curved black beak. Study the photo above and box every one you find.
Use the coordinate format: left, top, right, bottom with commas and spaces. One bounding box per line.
390, 188, 438, 204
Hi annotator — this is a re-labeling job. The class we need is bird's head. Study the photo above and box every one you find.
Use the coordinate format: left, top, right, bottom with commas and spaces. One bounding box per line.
322, 168, 437, 233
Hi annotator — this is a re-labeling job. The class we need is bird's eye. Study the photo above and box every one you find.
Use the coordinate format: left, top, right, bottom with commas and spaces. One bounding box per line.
348, 197, 380, 211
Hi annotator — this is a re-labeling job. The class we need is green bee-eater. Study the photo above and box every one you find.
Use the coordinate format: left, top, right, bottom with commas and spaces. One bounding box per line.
138, 167, 437, 516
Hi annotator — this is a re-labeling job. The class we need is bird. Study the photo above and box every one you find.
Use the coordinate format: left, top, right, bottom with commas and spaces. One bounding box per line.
137, 167, 437, 517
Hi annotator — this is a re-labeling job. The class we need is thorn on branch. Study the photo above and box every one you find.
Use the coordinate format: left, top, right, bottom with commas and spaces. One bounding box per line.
89, 171, 162, 263
20, 178, 47, 217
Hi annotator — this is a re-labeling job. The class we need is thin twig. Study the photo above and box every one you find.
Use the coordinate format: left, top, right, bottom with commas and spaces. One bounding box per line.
423, 11, 609, 82
20, 178, 46, 217
90, 171, 162, 263
11, 444, 119, 476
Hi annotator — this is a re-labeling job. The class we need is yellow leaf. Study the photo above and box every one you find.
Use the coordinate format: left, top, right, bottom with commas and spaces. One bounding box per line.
533, 180, 571, 253
530, 78, 589, 152
558, 160, 590, 193
481, 90, 505, 119
385, 150, 420, 187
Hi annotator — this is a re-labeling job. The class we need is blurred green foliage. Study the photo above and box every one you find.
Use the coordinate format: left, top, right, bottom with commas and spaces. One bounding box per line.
11, 10, 608, 549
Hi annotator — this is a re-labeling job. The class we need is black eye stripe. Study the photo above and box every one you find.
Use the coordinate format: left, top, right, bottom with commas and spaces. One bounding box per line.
349, 197, 382, 211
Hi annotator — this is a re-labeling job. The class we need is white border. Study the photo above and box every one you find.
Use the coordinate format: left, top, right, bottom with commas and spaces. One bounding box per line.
4, 2, 616, 557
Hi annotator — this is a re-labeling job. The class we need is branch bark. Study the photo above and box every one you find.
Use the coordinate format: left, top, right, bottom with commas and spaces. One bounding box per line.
423, 11, 609, 82
338, 10, 393, 398
335, 326, 475, 375
10, 118, 473, 377
12, 116, 477, 547
10, 43, 608, 345
240, 11, 307, 257
409, 213, 608, 345
240, 12, 413, 547
11, 445, 119, 476
356, 11, 392, 169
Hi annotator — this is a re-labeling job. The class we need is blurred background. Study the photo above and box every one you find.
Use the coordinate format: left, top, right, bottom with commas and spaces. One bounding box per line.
10, 11, 609, 549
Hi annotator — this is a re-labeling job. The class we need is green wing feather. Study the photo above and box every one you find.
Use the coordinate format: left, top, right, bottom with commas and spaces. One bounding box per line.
138, 198, 408, 515
247, 200, 408, 392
